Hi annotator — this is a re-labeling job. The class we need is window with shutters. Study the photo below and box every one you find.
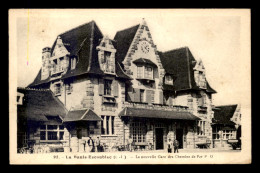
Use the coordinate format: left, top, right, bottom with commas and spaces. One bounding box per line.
104, 80, 112, 96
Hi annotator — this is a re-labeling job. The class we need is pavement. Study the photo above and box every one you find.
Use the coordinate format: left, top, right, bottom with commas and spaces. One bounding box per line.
100, 148, 241, 153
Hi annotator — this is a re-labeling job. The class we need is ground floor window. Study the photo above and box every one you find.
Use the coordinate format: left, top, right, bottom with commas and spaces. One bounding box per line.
40, 125, 64, 141
101, 116, 115, 135
131, 122, 146, 143
197, 121, 205, 136
222, 130, 235, 140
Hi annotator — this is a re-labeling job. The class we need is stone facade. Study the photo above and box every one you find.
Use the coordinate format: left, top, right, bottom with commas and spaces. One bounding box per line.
29, 19, 217, 152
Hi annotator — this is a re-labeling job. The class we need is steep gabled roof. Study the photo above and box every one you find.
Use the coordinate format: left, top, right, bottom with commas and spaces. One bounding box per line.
17, 88, 68, 121
113, 24, 140, 64
29, 21, 131, 87
59, 21, 104, 79
159, 47, 216, 93
212, 104, 238, 125
28, 69, 51, 88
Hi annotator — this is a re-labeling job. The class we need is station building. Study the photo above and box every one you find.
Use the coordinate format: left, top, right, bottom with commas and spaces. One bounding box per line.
24, 19, 217, 152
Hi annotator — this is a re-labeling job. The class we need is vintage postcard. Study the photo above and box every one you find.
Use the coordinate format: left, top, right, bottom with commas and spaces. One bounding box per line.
9, 9, 251, 164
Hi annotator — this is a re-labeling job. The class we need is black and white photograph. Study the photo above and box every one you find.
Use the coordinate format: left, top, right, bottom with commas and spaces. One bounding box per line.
9, 9, 251, 164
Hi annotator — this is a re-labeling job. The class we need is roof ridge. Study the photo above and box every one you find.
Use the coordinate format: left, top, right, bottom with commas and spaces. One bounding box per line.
114, 24, 140, 35
186, 47, 192, 89
17, 87, 50, 92
81, 109, 89, 120
162, 46, 189, 54
86, 21, 95, 73
59, 20, 95, 37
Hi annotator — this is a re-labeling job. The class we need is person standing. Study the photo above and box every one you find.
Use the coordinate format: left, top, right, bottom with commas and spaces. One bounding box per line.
128, 137, 133, 152
95, 137, 101, 152
167, 138, 173, 153
87, 137, 94, 152
173, 139, 179, 153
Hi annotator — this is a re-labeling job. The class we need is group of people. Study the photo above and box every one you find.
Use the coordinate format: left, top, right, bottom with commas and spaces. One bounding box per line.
84, 137, 102, 152
84, 136, 179, 153
167, 139, 179, 153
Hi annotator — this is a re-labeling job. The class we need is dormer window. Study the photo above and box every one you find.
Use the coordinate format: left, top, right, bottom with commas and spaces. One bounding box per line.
97, 36, 116, 75
144, 66, 153, 79
133, 58, 157, 81
165, 75, 173, 85
17, 92, 24, 105
137, 66, 143, 78
194, 59, 206, 89
197, 71, 206, 88
71, 57, 76, 70
136, 65, 154, 79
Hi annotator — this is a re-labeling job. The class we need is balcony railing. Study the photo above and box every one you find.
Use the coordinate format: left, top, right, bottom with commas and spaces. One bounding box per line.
123, 101, 189, 112
51, 65, 64, 75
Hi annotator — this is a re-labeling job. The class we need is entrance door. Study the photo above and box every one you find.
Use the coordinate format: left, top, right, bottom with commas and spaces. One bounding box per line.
176, 129, 183, 149
155, 128, 164, 150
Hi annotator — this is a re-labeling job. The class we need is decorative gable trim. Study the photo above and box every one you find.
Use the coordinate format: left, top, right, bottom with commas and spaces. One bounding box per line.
96, 36, 117, 75
193, 59, 207, 89
51, 36, 70, 59
122, 19, 165, 89
193, 59, 205, 72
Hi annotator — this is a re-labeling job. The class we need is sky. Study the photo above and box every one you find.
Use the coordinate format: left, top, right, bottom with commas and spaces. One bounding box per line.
13, 9, 250, 108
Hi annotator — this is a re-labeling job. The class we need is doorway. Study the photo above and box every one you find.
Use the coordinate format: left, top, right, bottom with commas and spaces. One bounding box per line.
176, 129, 183, 149
155, 128, 164, 150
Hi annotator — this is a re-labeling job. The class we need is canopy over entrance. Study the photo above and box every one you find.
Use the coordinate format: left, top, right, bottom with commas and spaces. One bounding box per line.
118, 107, 200, 120
63, 109, 102, 122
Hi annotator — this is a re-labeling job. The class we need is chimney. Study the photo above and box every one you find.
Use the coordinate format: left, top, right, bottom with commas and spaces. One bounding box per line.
41, 47, 51, 80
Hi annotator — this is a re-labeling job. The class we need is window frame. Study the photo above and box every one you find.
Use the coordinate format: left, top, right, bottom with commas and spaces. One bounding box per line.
66, 83, 73, 94
144, 66, 153, 79
54, 83, 61, 95
39, 125, 65, 141
104, 79, 112, 96
197, 120, 206, 136
131, 122, 146, 143
165, 75, 173, 85
101, 115, 115, 136
137, 66, 143, 78
222, 130, 235, 140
